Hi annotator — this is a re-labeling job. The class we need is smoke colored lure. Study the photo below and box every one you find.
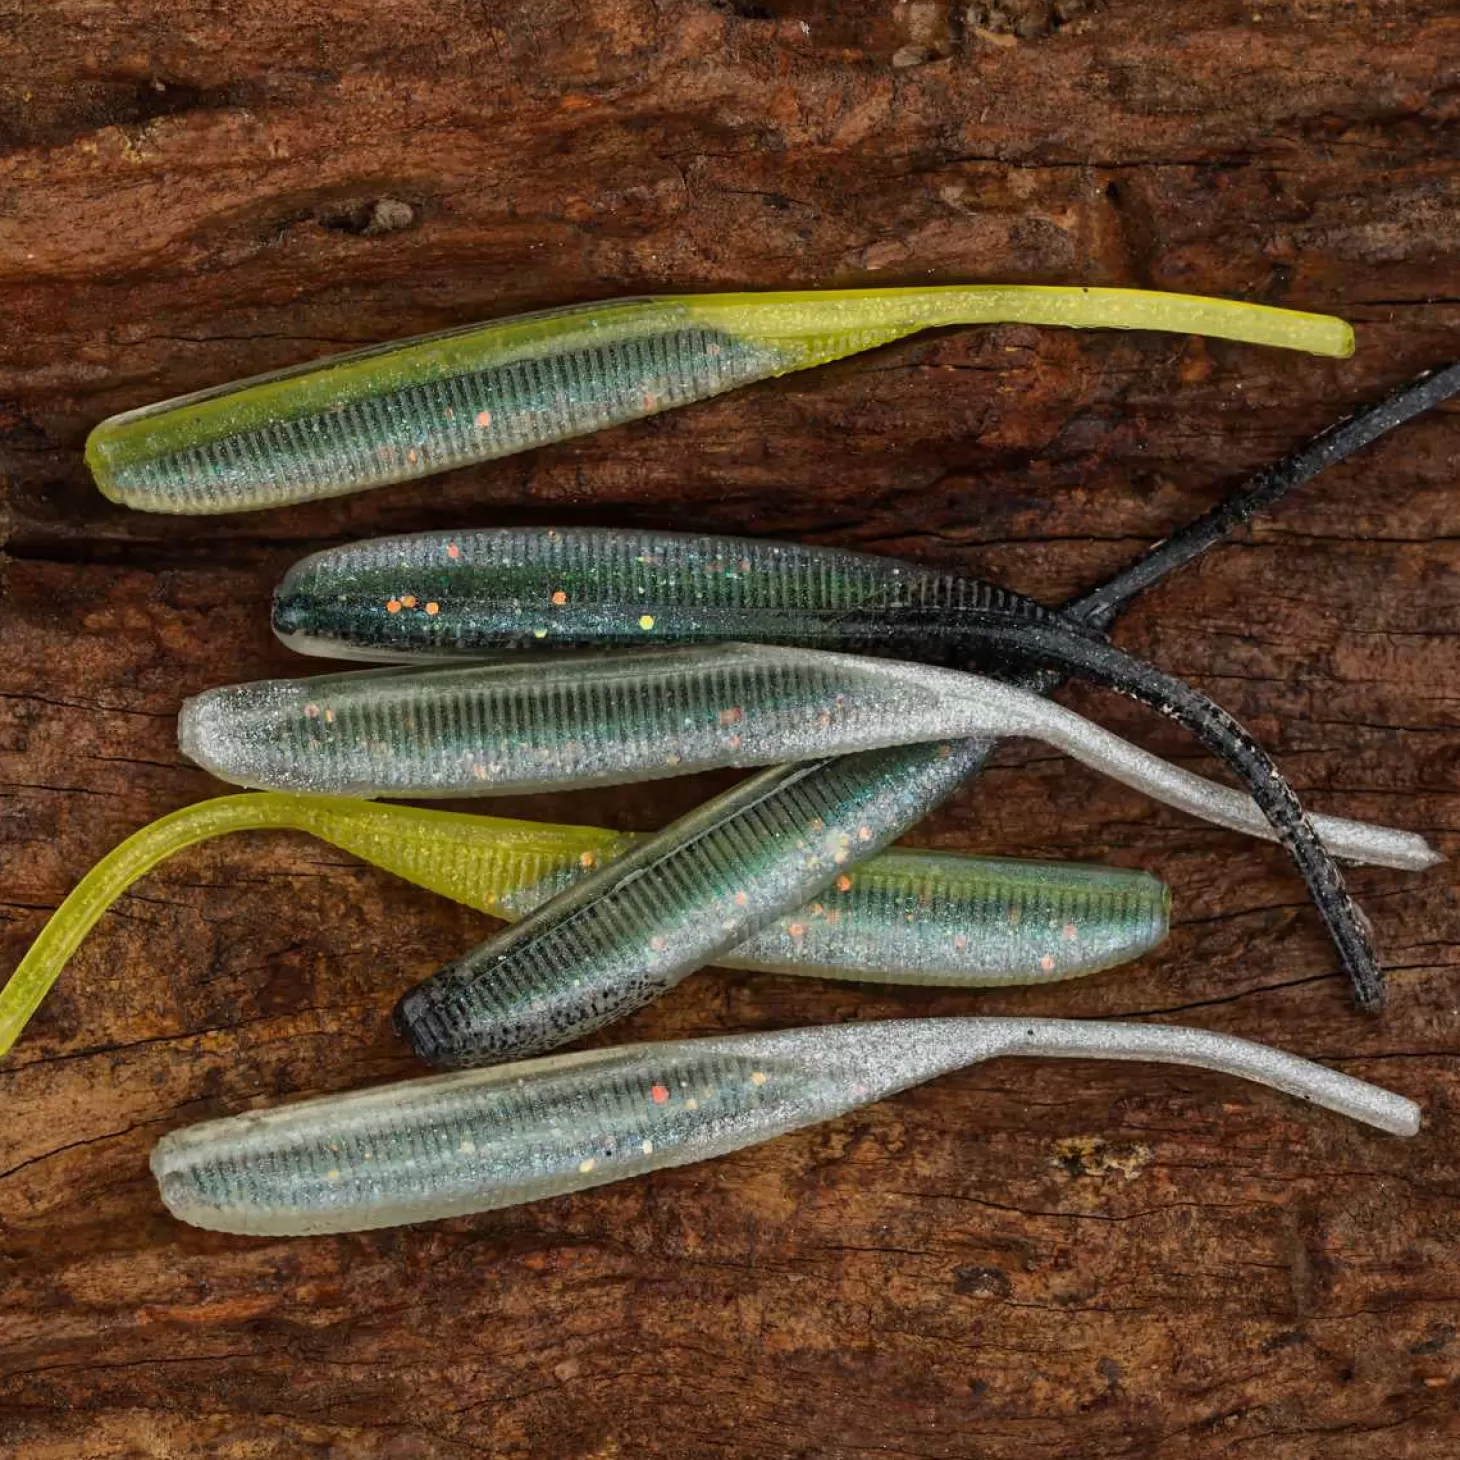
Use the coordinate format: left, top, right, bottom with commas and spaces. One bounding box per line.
152, 1017, 1420, 1236
387, 365, 1460, 1052
178, 645, 1432, 868
0, 792, 1172, 1059
85, 287, 1353, 514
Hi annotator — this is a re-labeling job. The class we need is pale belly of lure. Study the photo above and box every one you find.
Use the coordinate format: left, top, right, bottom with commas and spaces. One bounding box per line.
150, 1017, 1419, 1237
85, 287, 1353, 514
0, 793, 1171, 1058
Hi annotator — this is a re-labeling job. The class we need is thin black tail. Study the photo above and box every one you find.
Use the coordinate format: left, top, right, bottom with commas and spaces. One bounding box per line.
1065, 360, 1460, 631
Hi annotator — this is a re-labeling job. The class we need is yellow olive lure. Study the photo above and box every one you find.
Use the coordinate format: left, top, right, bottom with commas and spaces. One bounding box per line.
84, 287, 1355, 514
0, 794, 1171, 1059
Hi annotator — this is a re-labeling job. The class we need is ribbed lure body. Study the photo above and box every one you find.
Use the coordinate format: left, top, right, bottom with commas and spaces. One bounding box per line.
396, 748, 978, 1064
272, 527, 1057, 661
151, 1017, 1420, 1237
390, 701, 1424, 1069
177, 645, 1437, 875
276, 799, 1172, 986
177, 645, 1040, 797
0, 790, 1172, 1059
254, 796, 1172, 986
86, 288, 1353, 514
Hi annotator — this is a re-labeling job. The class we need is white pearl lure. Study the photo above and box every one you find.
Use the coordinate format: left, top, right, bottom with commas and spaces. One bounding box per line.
151, 1017, 1419, 1237
179, 644, 1437, 873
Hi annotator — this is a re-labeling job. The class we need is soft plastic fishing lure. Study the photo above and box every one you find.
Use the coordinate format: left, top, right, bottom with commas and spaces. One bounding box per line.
151, 1016, 1420, 1236
336, 633, 1393, 1049
388, 367, 1460, 1054
0, 794, 1172, 1058
85, 287, 1353, 514
179, 644, 1431, 862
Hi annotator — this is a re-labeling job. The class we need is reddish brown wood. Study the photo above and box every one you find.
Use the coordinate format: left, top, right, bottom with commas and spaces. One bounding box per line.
2, 2, 1459, 1455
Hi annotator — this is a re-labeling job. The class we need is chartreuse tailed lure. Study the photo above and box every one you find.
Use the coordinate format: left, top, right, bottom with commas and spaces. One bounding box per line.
152, 1017, 1419, 1236
0, 793, 1171, 1059
85, 287, 1352, 514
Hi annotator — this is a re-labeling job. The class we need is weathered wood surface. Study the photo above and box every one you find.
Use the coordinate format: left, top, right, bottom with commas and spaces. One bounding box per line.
2, 2, 1459, 1455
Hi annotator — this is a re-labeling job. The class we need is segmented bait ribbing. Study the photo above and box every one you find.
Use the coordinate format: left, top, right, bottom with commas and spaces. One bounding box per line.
0, 793, 1170, 1058
382, 636, 1392, 1059
151, 1017, 1420, 1236
178, 645, 1432, 867
86, 286, 1353, 514
274, 362, 1460, 661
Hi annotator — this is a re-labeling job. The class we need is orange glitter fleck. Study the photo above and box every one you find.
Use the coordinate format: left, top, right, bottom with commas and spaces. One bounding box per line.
718, 706, 744, 726
734, 891, 749, 906
446, 543, 461, 560
401, 595, 417, 608
835, 875, 852, 892
551, 590, 568, 606
386, 599, 402, 614
650, 1084, 669, 1105
788, 922, 806, 938
1040, 954, 1056, 971
579, 851, 596, 868
475, 410, 492, 429
425, 602, 440, 616
407, 449, 419, 464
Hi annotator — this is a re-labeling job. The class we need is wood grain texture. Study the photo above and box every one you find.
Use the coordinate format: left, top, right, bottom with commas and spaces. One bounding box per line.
2, 1, 1459, 1455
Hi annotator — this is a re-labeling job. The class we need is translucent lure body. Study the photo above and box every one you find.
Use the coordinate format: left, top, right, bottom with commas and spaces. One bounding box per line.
0, 793, 1170, 1058
178, 645, 1433, 870
189, 635, 1404, 1012
151, 1017, 1420, 1236
85, 287, 1353, 514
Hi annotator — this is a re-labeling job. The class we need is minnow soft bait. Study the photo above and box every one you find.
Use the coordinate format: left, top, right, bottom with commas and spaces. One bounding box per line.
152, 1017, 1418, 1237
87, 287, 1352, 514
0, 794, 1171, 1058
